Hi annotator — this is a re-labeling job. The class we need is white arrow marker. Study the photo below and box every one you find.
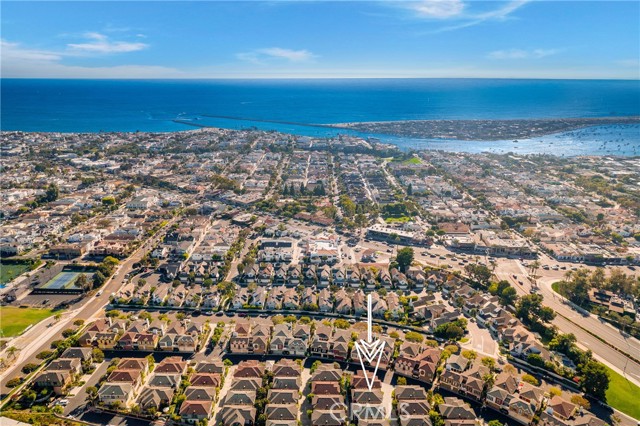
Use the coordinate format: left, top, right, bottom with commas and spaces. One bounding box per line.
354, 293, 385, 391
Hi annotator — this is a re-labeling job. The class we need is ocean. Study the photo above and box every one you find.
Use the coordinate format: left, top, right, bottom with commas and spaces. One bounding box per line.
2, 78, 639, 155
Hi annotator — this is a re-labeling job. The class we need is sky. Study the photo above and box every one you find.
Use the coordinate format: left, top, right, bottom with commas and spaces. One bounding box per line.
1, 1, 639, 79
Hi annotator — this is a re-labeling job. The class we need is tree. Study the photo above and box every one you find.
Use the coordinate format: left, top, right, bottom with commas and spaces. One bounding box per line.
310, 360, 323, 374
528, 260, 541, 281
354, 213, 368, 228
36, 350, 54, 360
86, 386, 98, 401
461, 350, 477, 360
503, 364, 516, 374
397, 376, 407, 385
557, 269, 591, 305
102, 196, 116, 206
464, 264, 492, 284
538, 306, 556, 322
521, 374, 539, 386
405, 331, 424, 343
92, 348, 105, 363
500, 286, 518, 306
549, 333, 577, 354
489, 280, 510, 295
571, 395, 591, 410
434, 322, 465, 340
106, 309, 121, 318
54, 312, 62, 322
488, 421, 502, 426
527, 353, 546, 367
516, 294, 555, 324
549, 387, 562, 397
22, 363, 39, 374
139, 311, 152, 321
334, 319, 350, 329
339, 195, 356, 218
43, 183, 59, 203
62, 328, 76, 338
6, 377, 23, 388
6, 346, 20, 360
396, 247, 414, 273
76, 273, 90, 292
93, 271, 107, 288
580, 361, 609, 400
481, 357, 496, 371
608, 268, 634, 295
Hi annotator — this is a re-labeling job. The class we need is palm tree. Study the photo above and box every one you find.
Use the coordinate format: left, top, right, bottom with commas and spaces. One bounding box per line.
528, 260, 541, 286
6, 346, 19, 360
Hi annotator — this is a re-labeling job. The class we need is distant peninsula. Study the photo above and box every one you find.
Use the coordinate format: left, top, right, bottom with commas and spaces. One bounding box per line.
329, 116, 640, 141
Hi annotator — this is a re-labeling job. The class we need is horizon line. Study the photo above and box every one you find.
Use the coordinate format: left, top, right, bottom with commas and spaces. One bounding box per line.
1, 76, 640, 82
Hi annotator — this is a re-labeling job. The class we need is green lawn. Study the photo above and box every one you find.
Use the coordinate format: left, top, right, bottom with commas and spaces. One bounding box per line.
0, 263, 31, 285
384, 216, 412, 223
0, 307, 56, 337
604, 365, 640, 420
403, 157, 422, 165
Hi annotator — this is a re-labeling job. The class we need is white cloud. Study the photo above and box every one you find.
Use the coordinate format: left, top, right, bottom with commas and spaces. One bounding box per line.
258, 47, 316, 62
237, 47, 317, 64
407, 0, 465, 19
67, 32, 148, 54
488, 48, 560, 59
404, 0, 531, 32
1, 39, 62, 62
1, 38, 178, 78
473, 0, 530, 21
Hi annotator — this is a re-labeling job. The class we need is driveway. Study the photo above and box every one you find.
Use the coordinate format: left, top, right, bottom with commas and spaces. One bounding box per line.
463, 321, 498, 358
64, 361, 109, 416
213, 365, 237, 423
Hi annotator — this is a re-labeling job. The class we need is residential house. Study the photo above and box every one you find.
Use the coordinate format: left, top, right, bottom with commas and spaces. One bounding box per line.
439, 397, 477, 426
98, 383, 134, 407
230, 320, 251, 354
310, 324, 332, 358
395, 347, 441, 385
34, 370, 72, 395
351, 389, 386, 422
180, 400, 213, 425
138, 387, 175, 411
318, 288, 333, 312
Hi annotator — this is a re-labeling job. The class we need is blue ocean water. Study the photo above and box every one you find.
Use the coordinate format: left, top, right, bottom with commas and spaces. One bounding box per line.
2, 78, 639, 155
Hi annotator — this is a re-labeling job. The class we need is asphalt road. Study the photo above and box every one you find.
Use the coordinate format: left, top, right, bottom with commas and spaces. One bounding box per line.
0, 218, 176, 397
493, 255, 640, 387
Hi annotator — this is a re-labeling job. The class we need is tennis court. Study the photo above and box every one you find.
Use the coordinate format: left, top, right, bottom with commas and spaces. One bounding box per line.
38, 271, 85, 290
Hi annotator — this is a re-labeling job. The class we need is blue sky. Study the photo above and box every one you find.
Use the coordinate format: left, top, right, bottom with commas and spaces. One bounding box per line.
1, 1, 639, 79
